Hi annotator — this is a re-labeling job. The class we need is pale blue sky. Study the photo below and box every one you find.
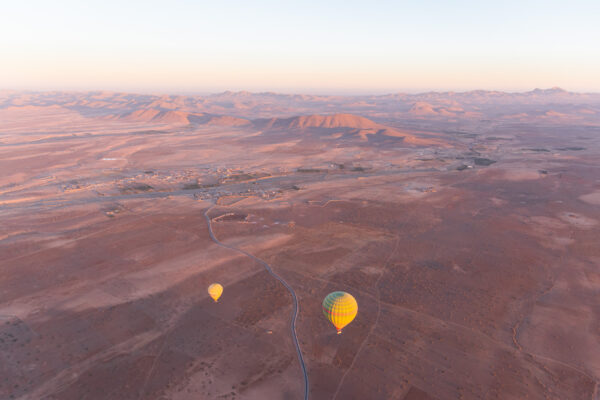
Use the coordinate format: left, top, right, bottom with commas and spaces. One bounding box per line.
1, 0, 599, 93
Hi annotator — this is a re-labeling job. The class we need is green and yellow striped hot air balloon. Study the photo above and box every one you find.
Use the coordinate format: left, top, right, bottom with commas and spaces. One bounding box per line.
322, 291, 358, 334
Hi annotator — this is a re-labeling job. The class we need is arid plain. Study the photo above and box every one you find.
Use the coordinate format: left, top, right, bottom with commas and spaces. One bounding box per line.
1, 89, 599, 400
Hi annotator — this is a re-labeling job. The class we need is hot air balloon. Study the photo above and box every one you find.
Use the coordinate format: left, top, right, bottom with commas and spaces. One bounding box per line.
208, 283, 223, 302
322, 291, 357, 334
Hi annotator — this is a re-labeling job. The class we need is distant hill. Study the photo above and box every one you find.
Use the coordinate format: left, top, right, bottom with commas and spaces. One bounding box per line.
253, 113, 447, 146
409, 102, 439, 116
3, 89, 598, 124
117, 109, 195, 124
204, 115, 251, 126
253, 113, 382, 130
528, 87, 569, 96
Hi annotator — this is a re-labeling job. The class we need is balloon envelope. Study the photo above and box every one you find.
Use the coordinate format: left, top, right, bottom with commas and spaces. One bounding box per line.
322, 291, 358, 334
208, 283, 223, 302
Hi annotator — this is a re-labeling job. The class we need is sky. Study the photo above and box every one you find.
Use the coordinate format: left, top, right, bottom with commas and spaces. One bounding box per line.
1, 0, 599, 94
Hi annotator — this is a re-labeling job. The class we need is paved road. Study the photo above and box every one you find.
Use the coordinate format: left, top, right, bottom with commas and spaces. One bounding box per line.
203, 206, 309, 400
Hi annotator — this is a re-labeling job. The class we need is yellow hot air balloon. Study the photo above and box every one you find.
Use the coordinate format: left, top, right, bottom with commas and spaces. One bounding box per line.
322, 291, 357, 334
208, 283, 223, 302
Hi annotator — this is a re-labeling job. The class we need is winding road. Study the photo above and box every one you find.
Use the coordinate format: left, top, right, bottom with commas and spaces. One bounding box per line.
203, 205, 309, 400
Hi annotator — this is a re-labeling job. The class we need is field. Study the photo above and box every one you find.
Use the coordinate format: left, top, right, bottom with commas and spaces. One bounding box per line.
1, 89, 599, 399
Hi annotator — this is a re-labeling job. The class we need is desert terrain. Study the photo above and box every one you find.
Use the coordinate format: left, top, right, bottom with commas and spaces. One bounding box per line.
1, 89, 599, 400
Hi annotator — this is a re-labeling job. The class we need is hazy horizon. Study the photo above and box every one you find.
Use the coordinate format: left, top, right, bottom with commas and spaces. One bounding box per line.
3, 86, 600, 98
2, 0, 599, 93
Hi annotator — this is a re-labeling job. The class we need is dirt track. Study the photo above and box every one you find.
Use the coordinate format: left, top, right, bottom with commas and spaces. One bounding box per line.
204, 205, 309, 400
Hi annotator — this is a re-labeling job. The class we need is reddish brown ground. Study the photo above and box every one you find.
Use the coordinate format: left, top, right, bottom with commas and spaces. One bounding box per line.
1, 91, 599, 399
